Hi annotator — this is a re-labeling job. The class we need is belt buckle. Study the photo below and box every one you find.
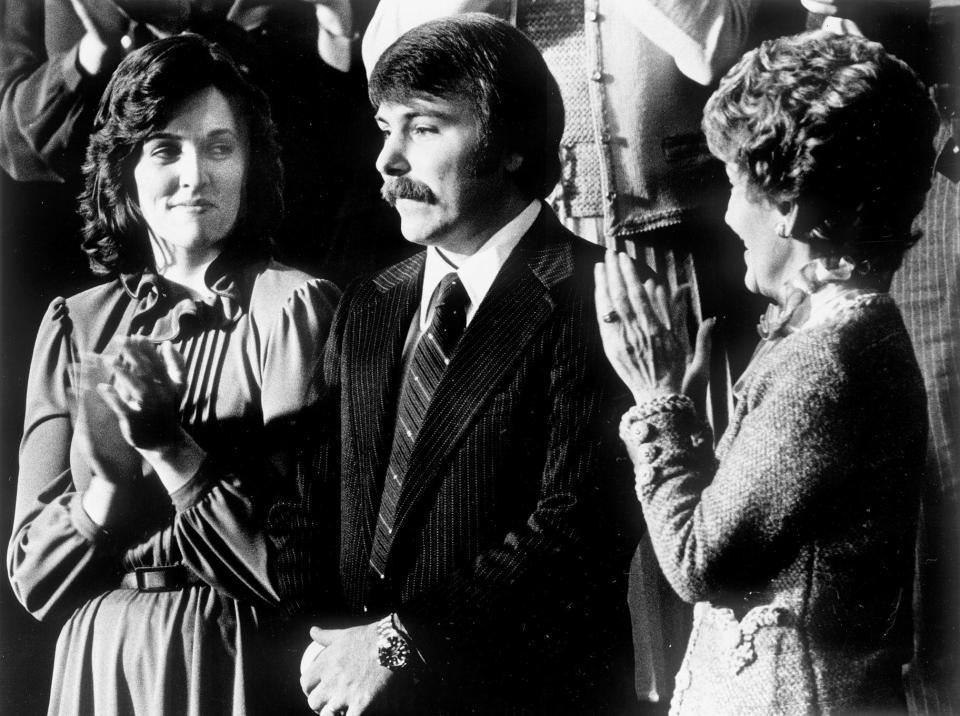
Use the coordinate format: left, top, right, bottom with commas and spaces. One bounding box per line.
134, 565, 185, 592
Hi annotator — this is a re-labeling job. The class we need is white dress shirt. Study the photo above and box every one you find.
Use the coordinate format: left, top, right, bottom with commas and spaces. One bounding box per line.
398, 200, 541, 368
417, 200, 541, 330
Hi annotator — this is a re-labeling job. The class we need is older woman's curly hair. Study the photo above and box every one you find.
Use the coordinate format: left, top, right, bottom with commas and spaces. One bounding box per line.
703, 31, 938, 273
79, 34, 283, 276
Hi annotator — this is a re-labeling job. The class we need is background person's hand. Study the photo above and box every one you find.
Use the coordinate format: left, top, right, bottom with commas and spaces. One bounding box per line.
595, 251, 713, 410
800, 0, 866, 36
70, 0, 126, 77
306, 0, 355, 71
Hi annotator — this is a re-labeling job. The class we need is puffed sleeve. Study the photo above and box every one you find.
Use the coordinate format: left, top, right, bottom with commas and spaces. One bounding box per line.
259, 276, 341, 424
7, 297, 119, 620
170, 274, 340, 606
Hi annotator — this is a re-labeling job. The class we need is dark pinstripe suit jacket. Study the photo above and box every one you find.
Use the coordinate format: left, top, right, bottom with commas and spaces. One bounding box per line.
312, 206, 643, 713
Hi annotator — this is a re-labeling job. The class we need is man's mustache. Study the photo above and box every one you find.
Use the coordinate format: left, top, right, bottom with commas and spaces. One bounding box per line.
381, 176, 437, 206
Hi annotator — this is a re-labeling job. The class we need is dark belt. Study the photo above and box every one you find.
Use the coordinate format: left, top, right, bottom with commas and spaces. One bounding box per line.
120, 565, 201, 592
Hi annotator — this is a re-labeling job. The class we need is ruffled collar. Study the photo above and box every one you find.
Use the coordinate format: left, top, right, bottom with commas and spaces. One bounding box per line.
756, 256, 890, 341
734, 257, 891, 401
120, 251, 264, 341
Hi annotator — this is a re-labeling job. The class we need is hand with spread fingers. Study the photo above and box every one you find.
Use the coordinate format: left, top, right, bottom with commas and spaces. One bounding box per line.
594, 250, 713, 410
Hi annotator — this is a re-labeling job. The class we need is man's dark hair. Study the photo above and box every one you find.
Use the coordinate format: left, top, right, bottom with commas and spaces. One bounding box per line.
79, 33, 283, 276
368, 13, 564, 200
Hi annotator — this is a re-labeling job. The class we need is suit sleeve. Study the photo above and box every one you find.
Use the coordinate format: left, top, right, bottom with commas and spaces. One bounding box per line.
395, 290, 641, 671
0, 3, 111, 182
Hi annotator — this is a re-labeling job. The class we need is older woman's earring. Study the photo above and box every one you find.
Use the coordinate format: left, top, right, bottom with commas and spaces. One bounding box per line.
775, 222, 791, 239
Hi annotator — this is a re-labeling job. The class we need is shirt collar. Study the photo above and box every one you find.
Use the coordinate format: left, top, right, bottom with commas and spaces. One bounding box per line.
419, 200, 540, 328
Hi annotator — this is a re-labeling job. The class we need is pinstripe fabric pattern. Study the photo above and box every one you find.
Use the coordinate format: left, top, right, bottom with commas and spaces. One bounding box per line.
370, 275, 467, 578
890, 126, 960, 715
315, 205, 643, 713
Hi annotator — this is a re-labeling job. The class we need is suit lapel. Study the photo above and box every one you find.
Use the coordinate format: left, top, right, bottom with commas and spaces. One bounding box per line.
345, 255, 424, 524
391, 208, 577, 535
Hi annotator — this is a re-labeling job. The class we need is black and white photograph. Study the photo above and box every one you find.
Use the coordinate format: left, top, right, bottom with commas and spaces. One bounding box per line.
0, 1, 957, 714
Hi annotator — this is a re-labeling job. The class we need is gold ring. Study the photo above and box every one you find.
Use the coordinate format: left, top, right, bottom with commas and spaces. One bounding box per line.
601, 311, 619, 323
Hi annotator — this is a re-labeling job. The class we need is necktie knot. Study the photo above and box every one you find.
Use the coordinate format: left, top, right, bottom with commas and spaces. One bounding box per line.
429, 273, 468, 354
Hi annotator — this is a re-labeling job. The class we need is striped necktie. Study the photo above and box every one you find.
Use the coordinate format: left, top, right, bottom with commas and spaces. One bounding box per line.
369, 272, 469, 579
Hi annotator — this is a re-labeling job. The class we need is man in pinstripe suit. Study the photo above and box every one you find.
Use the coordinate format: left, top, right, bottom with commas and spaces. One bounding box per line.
297, 14, 643, 715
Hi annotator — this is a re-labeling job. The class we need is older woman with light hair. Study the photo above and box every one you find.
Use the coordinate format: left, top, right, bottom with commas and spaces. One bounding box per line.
596, 31, 938, 715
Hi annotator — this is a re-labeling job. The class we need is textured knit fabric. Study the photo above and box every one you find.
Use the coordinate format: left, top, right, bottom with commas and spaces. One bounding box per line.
290, 205, 643, 714
7, 255, 338, 716
631, 291, 926, 715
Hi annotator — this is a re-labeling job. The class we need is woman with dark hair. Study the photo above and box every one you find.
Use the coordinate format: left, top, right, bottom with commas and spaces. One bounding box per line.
595, 31, 938, 714
7, 34, 338, 715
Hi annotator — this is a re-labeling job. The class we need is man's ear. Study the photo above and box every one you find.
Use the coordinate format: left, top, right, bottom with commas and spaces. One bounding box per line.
503, 152, 523, 173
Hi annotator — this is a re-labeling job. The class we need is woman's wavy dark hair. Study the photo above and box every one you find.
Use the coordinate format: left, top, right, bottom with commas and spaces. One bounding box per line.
703, 31, 938, 273
79, 33, 283, 276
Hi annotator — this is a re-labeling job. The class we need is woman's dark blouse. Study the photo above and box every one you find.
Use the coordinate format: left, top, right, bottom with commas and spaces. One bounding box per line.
7, 256, 338, 715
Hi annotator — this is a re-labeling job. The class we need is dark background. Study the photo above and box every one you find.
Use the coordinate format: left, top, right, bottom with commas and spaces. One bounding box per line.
0, 3, 949, 713
0, 171, 94, 714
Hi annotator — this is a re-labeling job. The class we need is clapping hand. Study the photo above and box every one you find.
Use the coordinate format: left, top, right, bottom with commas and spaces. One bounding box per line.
594, 251, 713, 412
74, 338, 187, 526
94, 338, 185, 451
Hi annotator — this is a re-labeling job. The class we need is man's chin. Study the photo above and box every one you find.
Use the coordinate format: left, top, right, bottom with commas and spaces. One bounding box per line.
397, 214, 428, 244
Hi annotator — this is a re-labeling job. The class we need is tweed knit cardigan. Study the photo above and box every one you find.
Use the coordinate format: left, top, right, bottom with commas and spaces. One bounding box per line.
629, 291, 926, 715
